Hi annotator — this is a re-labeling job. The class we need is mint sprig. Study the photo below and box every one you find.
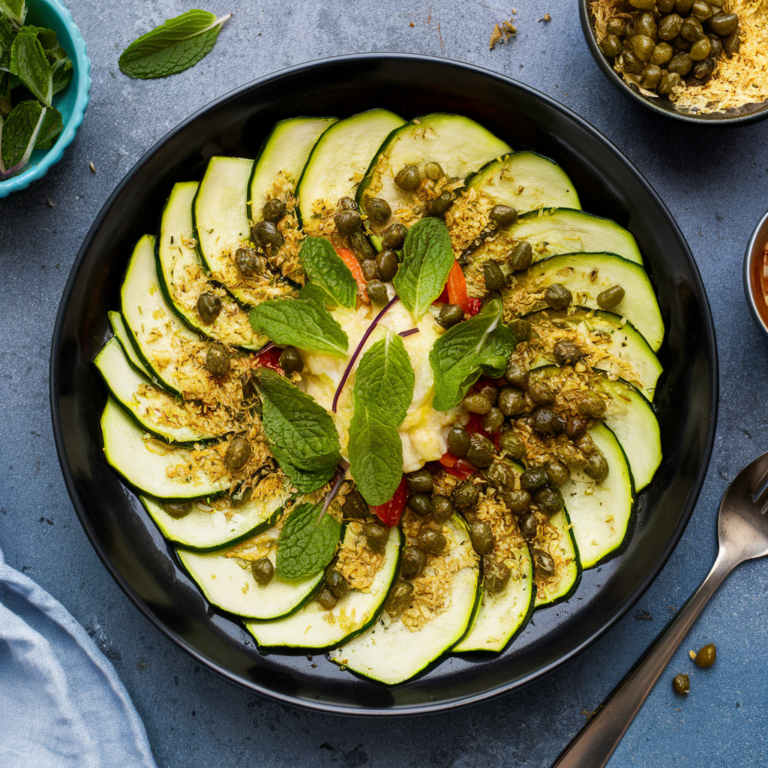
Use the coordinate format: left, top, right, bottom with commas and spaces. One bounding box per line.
429, 297, 516, 411
276, 503, 342, 581
10, 25, 52, 105
0, 100, 61, 176
118, 10, 231, 80
392, 217, 455, 321
298, 237, 357, 309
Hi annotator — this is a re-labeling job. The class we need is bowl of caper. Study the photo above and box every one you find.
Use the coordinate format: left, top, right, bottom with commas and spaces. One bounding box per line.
579, 0, 768, 124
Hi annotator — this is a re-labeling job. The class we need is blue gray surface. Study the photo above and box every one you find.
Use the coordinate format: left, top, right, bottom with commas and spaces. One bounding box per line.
1, 0, 767, 765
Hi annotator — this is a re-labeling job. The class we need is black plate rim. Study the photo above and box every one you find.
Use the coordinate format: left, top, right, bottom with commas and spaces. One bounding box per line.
50, 52, 719, 715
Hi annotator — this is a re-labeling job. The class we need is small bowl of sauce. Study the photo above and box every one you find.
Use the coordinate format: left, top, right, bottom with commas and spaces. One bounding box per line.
743, 211, 768, 336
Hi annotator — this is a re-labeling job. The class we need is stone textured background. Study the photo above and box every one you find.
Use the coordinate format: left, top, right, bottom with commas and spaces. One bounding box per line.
1, 0, 767, 765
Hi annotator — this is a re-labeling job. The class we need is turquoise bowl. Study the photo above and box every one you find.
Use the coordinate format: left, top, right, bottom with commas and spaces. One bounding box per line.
0, 0, 91, 198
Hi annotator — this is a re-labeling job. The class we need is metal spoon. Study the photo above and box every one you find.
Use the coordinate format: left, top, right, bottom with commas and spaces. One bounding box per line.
553, 451, 768, 768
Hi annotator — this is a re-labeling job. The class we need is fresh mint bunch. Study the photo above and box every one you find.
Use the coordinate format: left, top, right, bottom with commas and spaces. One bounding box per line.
118, 10, 231, 80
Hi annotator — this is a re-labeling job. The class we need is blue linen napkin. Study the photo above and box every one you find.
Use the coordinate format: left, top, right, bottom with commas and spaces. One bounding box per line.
0, 544, 157, 768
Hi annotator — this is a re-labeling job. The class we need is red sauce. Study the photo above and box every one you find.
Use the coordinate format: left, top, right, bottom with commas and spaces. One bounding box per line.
751, 243, 768, 327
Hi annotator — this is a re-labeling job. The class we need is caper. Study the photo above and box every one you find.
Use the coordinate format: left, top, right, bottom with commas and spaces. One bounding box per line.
533, 549, 556, 575
658, 13, 684, 40
366, 197, 391, 223
528, 378, 555, 405
339, 197, 358, 210
498, 386, 525, 416
708, 34, 723, 58
565, 415, 589, 440
552, 340, 582, 366
453, 480, 479, 511
163, 501, 191, 519
197, 292, 222, 324
546, 460, 570, 487
584, 451, 610, 482
672, 673, 690, 695
642, 63, 663, 89
632, 34, 656, 62
484, 459, 516, 491
326, 568, 348, 599
508, 241, 533, 272
535, 485, 564, 516
425, 192, 454, 217
694, 56, 716, 79
432, 495, 454, 523
489, 204, 518, 229
400, 546, 427, 579
447, 425, 471, 458
508, 318, 533, 342
607, 17, 627, 36
658, 70, 682, 94
367, 279, 388, 305
518, 512, 538, 540
498, 429, 526, 460
636, 12, 657, 40
708, 11, 738, 35
630, 0, 655, 8
251, 220, 283, 249
206, 344, 230, 377
438, 303, 464, 328
482, 407, 505, 434
681, 16, 704, 42
385, 581, 414, 617
601, 34, 623, 58
521, 467, 548, 490
364, 522, 389, 552
484, 559, 510, 595
695, 643, 717, 668
506, 489, 532, 516
689, 35, 712, 61
657, 0, 675, 12
692, 0, 713, 20
349, 231, 374, 260
235, 247, 265, 277
651, 42, 674, 66
476, 382, 498, 406
622, 50, 645, 74
405, 468, 433, 493
279, 347, 304, 375
224, 437, 251, 472
723, 28, 740, 54
675, 0, 694, 13
251, 557, 274, 585
597, 284, 625, 310
708, 0, 725, 6
467, 433, 495, 468
381, 222, 407, 250
419, 530, 447, 555
577, 391, 607, 418
395, 164, 421, 191
544, 283, 572, 311
335, 209, 362, 236
462, 392, 493, 415
483, 261, 506, 292
407, 493, 433, 517
317, 589, 337, 610
262, 198, 286, 222
342, 489, 369, 519
424, 161, 444, 180
361, 259, 378, 281
672, 34, 692, 51
668, 52, 693, 76
470, 521, 494, 556
376, 249, 399, 282
532, 407, 563, 436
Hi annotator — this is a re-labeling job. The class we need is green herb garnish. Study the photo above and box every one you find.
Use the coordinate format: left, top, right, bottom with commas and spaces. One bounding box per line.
118, 9, 231, 80
276, 502, 342, 581
0, 1, 26, 27
298, 236, 357, 309
429, 297, 516, 411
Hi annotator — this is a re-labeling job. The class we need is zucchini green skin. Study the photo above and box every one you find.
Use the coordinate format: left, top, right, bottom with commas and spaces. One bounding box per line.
533, 507, 582, 610
108, 311, 154, 380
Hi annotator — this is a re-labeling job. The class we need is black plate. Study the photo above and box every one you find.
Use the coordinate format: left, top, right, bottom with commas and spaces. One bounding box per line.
50, 54, 718, 714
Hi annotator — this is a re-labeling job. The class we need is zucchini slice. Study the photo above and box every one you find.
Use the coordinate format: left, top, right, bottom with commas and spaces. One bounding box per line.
177, 514, 324, 620
453, 493, 534, 653
140, 486, 290, 551
101, 398, 229, 500
524, 308, 663, 401
508, 209, 643, 265
503, 252, 664, 352
330, 514, 479, 685
296, 108, 405, 235
94, 338, 224, 443
108, 310, 153, 379
157, 181, 265, 350
248, 116, 336, 222
357, 112, 511, 242
561, 423, 635, 569
532, 507, 581, 609
466, 151, 580, 213
247, 523, 401, 649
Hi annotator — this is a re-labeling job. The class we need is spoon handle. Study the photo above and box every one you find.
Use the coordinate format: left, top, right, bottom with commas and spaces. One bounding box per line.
552, 550, 735, 768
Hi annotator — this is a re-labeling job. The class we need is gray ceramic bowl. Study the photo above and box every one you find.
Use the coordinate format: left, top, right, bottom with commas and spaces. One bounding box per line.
743, 210, 768, 336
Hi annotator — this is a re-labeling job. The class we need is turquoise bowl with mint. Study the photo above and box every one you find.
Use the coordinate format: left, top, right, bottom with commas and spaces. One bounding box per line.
0, 0, 90, 198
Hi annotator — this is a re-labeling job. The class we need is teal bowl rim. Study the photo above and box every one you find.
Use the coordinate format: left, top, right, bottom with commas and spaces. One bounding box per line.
0, 0, 91, 197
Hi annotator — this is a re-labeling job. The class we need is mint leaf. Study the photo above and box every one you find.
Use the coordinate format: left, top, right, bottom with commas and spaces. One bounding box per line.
393, 217, 455, 321
255, 368, 341, 480
0, 16, 16, 72
430, 297, 516, 411
276, 502, 342, 581
118, 10, 231, 80
274, 456, 336, 494
51, 55, 72, 96
249, 298, 349, 359
0, 0, 26, 26
0, 100, 61, 175
10, 26, 52, 105
298, 237, 357, 309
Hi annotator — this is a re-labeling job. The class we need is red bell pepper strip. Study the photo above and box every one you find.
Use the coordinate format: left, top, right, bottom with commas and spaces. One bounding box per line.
256, 345, 283, 373
444, 459, 477, 480
466, 297, 482, 316
371, 477, 407, 526
438, 451, 459, 468
446, 260, 469, 313
335, 245, 370, 305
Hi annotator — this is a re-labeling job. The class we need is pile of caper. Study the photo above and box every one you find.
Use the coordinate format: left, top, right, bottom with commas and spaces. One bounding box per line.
599, 0, 741, 95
